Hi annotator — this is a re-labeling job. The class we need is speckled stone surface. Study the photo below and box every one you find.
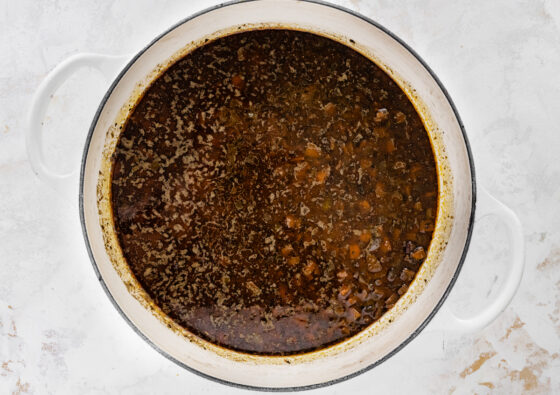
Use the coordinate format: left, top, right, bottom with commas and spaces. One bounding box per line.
1, 0, 559, 393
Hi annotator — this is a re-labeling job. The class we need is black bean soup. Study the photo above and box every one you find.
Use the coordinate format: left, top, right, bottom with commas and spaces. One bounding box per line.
111, 30, 438, 355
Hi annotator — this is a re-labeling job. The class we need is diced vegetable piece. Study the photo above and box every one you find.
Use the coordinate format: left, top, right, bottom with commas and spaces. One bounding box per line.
281, 244, 294, 257
397, 284, 408, 295
285, 214, 301, 228
347, 295, 358, 306
339, 284, 351, 298
347, 307, 361, 322
374, 108, 389, 122
305, 142, 321, 158
360, 159, 373, 169
288, 256, 300, 266
358, 200, 371, 213
400, 268, 416, 282
359, 230, 371, 243
411, 246, 426, 260
375, 182, 385, 198
316, 167, 330, 184
367, 255, 382, 273
395, 111, 406, 124
385, 293, 398, 307
337, 270, 348, 280
231, 74, 245, 89
379, 236, 392, 253
385, 138, 396, 153
303, 260, 318, 277
348, 244, 361, 259
324, 102, 337, 116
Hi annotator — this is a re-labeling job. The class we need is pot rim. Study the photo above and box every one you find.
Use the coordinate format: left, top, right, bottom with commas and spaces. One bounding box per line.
79, 0, 477, 391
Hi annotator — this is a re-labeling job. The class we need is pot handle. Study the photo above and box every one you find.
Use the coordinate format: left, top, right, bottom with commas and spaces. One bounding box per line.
26, 53, 130, 195
429, 186, 524, 333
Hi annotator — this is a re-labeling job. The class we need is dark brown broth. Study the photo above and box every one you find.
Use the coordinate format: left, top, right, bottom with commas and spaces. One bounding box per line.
111, 30, 438, 355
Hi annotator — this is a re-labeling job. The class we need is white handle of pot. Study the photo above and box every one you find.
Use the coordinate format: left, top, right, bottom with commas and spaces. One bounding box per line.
26, 53, 130, 195
430, 186, 524, 333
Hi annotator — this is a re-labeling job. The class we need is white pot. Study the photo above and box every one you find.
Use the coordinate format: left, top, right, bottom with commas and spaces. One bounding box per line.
26, 0, 524, 390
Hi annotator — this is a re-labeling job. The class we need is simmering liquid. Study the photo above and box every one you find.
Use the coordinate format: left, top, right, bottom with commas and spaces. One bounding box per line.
111, 30, 438, 355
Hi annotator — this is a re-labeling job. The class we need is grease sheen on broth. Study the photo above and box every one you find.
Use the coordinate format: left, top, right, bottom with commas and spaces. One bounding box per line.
111, 30, 438, 355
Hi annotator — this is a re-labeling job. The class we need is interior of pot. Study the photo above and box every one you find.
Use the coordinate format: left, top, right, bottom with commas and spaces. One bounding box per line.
81, 0, 474, 389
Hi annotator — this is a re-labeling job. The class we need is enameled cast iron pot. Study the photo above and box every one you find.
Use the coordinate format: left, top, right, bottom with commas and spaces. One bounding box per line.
26, 0, 525, 390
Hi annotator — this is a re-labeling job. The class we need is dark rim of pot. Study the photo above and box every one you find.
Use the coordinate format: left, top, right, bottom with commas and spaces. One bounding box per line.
79, 0, 477, 391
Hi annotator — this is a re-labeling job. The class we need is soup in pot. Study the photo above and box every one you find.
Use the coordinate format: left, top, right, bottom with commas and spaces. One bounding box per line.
110, 29, 438, 355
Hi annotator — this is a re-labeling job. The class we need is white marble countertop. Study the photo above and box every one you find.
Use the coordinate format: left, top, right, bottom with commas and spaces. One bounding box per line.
1, 0, 559, 393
